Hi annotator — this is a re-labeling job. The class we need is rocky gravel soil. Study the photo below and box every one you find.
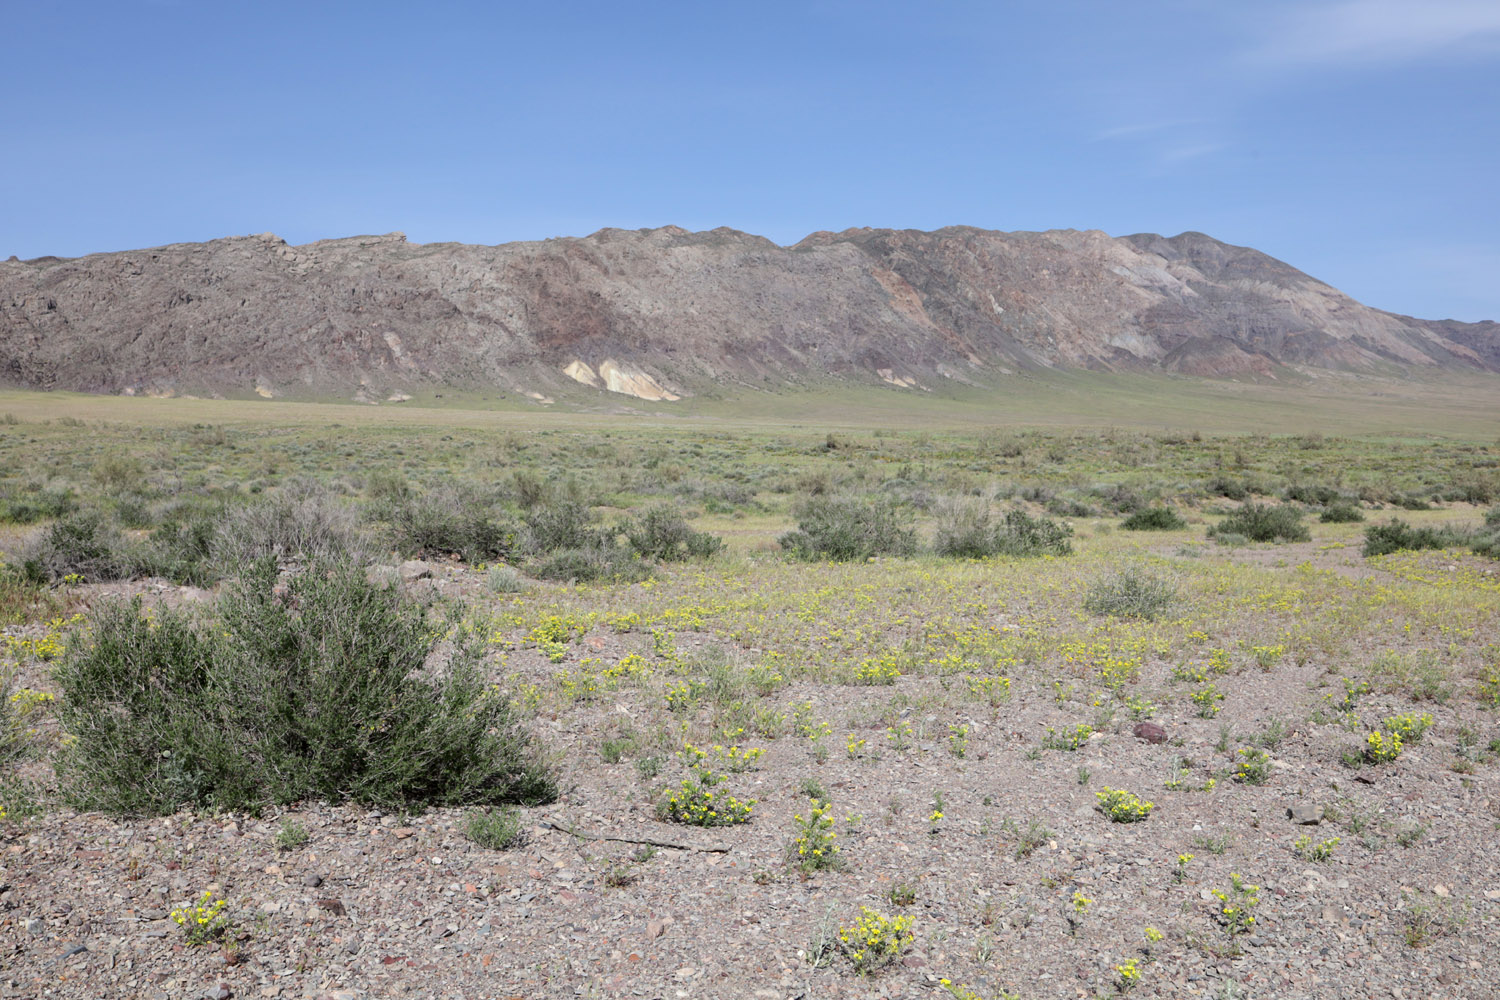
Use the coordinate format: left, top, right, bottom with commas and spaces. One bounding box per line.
3, 561, 1499, 1000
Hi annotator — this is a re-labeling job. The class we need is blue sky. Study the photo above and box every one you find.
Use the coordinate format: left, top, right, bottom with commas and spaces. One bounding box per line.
4, 0, 1498, 321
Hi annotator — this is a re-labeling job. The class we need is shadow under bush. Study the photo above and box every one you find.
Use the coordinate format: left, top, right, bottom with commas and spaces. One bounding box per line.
54, 559, 556, 814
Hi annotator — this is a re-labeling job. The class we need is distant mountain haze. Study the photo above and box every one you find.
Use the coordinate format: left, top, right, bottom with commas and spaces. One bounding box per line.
2, 226, 1495, 403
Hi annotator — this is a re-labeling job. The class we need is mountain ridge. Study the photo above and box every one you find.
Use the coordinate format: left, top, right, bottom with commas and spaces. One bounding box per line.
2, 225, 1494, 403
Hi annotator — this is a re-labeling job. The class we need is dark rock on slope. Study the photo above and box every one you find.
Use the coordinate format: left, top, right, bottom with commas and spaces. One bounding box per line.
1, 225, 1492, 402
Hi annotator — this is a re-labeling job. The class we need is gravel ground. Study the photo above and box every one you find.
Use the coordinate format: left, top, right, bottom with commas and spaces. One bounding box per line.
3, 553, 1499, 1000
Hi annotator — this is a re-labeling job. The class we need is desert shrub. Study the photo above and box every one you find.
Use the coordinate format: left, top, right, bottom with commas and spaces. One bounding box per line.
1319, 503, 1365, 523
466, 806, 527, 850
508, 470, 552, 510
378, 483, 516, 563
139, 501, 231, 587
53, 559, 556, 814
1284, 483, 1342, 505
19, 510, 139, 583
1473, 528, 1500, 559
1362, 519, 1476, 557
931, 497, 997, 558
1393, 494, 1432, 511
1204, 476, 1250, 501
112, 492, 157, 530
990, 508, 1073, 557
1083, 568, 1175, 620
779, 494, 918, 561
0, 485, 76, 525
1121, 507, 1186, 531
214, 479, 368, 569
1449, 478, 1495, 505
486, 566, 527, 593
1208, 503, 1310, 543
1093, 484, 1146, 514
523, 499, 602, 555
0, 667, 29, 765
529, 541, 651, 583
932, 500, 1072, 558
1046, 497, 1097, 518
0, 562, 62, 628
92, 454, 146, 492
624, 505, 724, 561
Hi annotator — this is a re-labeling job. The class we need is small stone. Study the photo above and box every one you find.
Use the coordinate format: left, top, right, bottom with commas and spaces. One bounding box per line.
647, 920, 665, 939
675, 966, 697, 980
1133, 722, 1167, 744
314, 898, 346, 916
1288, 803, 1324, 825
392, 827, 415, 839
203, 984, 233, 1000
399, 560, 434, 581
302, 874, 324, 888
1432, 884, 1449, 897
22, 917, 44, 935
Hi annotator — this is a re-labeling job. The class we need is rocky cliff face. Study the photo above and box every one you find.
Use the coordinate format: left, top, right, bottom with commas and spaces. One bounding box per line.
1, 225, 1491, 402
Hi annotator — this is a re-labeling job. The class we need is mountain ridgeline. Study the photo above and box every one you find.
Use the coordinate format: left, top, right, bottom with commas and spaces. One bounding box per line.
2, 225, 1495, 403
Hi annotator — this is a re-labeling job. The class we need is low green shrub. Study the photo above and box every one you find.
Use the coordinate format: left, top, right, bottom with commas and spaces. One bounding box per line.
54, 559, 556, 814
1362, 519, 1475, 557
20, 510, 138, 583
990, 508, 1073, 556
624, 505, 724, 561
529, 542, 651, 583
1208, 503, 1310, 543
377, 483, 516, 564
1204, 476, 1251, 501
466, 806, 527, 849
935, 500, 1072, 558
1083, 568, 1175, 620
214, 479, 369, 569
1121, 507, 1186, 531
1284, 483, 1342, 505
0, 486, 76, 525
1319, 503, 1365, 523
780, 494, 918, 561
523, 499, 602, 554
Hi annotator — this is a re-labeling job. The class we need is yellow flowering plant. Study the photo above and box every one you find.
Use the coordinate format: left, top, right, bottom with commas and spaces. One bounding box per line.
788, 800, 843, 872
171, 890, 230, 946
837, 906, 913, 974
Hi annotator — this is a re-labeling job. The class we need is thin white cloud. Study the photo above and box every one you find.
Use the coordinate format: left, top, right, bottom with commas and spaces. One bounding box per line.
1157, 142, 1227, 165
1252, 0, 1500, 66
1093, 119, 1206, 142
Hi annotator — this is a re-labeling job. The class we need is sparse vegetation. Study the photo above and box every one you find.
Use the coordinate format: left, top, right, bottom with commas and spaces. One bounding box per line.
2, 399, 1499, 997
1208, 503, 1310, 543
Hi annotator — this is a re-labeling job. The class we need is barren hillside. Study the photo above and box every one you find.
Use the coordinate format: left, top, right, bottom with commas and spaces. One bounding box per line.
2, 226, 1494, 402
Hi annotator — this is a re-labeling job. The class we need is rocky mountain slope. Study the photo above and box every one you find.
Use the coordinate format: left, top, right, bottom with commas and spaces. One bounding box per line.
1, 225, 1494, 402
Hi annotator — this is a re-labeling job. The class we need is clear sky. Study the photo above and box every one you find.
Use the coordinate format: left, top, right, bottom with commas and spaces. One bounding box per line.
4, 0, 1498, 321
